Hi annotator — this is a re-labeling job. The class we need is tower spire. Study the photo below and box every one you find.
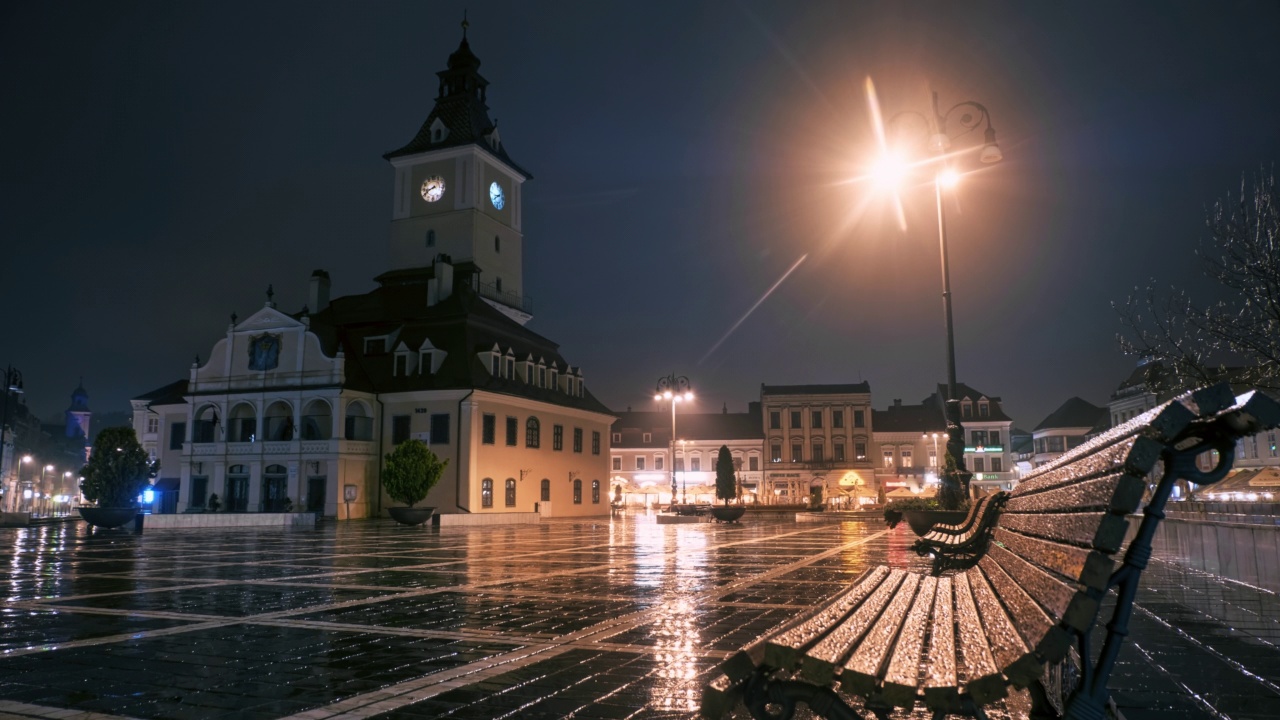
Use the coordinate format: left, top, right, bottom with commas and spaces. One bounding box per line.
461, 10, 468, 39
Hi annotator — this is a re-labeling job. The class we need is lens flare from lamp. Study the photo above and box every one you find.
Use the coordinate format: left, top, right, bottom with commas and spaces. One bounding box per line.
869, 152, 909, 192
938, 169, 960, 188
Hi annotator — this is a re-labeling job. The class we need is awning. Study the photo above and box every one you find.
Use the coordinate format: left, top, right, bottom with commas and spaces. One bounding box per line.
153, 477, 180, 492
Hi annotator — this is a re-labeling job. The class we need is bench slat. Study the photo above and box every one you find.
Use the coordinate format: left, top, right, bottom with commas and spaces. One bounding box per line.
881, 575, 939, 708
1011, 435, 1165, 499
763, 565, 891, 671
987, 541, 1098, 632
967, 566, 1041, 690
952, 573, 1006, 704
801, 568, 906, 686
992, 528, 1113, 590
842, 573, 923, 695
922, 576, 960, 713
998, 510, 1129, 552
927, 494, 996, 536
1004, 472, 1146, 515
977, 555, 1070, 665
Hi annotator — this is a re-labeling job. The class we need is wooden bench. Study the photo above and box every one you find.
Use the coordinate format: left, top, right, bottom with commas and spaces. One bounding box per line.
701, 385, 1280, 720
910, 491, 1009, 574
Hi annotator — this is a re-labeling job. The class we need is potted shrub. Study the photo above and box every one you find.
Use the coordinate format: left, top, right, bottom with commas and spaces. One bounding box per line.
711, 445, 745, 523
207, 494, 221, 513
79, 426, 154, 529
382, 439, 448, 526
808, 486, 825, 511
883, 496, 971, 536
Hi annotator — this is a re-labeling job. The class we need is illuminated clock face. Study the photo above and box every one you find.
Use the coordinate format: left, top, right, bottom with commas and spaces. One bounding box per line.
489, 181, 505, 209
420, 177, 445, 202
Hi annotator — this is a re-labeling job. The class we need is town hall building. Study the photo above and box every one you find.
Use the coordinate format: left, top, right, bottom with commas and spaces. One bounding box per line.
132, 29, 614, 521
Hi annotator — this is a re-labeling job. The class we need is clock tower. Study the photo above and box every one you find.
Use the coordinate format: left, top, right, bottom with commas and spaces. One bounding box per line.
384, 24, 532, 324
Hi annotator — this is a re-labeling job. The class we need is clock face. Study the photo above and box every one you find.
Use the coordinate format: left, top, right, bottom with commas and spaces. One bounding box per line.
489, 181, 506, 210
420, 177, 445, 203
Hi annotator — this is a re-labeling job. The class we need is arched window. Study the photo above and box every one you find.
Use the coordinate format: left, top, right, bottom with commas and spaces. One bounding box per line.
193, 405, 219, 443
540, 478, 550, 502
301, 399, 332, 440
228, 403, 257, 443
505, 478, 516, 507
481, 478, 493, 508
591, 479, 600, 504
426, 229, 436, 247
264, 401, 294, 441
573, 479, 582, 504
526, 417, 540, 448
262, 464, 288, 512
344, 401, 373, 441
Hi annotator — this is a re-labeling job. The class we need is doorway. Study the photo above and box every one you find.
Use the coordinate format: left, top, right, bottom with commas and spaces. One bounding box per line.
306, 476, 326, 513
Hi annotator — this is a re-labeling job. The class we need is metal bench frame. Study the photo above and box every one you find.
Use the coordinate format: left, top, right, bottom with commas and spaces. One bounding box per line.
910, 491, 1009, 575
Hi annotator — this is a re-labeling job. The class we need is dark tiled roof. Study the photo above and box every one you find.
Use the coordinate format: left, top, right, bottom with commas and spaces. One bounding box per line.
872, 402, 946, 433
1034, 397, 1108, 432
761, 382, 871, 396
134, 379, 189, 407
383, 37, 531, 179
920, 383, 1014, 422
307, 270, 610, 416
611, 410, 763, 444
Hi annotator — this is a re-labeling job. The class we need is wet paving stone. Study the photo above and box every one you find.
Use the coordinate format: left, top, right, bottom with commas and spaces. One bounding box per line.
0, 624, 520, 719
274, 568, 468, 589
0, 608, 197, 651
46, 583, 399, 617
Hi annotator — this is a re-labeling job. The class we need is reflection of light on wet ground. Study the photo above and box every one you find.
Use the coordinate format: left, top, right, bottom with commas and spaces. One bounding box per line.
650, 596, 701, 712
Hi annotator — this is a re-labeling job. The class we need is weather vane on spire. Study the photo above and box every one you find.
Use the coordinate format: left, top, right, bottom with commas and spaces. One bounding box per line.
461, 10, 469, 38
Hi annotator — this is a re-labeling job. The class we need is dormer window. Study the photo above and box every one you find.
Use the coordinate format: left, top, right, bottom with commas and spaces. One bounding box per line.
420, 351, 433, 374
537, 365, 546, 388
979, 400, 990, 418
365, 337, 386, 355
550, 366, 559, 390
429, 117, 449, 144
505, 353, 515, 380
491, 353, 500, 376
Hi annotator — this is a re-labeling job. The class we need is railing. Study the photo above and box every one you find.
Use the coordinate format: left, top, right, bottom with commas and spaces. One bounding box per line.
188, 439, 376, 456
478, 281, 533, 313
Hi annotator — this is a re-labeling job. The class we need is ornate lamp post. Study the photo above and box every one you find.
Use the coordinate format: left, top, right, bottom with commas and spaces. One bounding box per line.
873, 90, 1003, 506
654, 374, 693, 507
1, 366, 23, 513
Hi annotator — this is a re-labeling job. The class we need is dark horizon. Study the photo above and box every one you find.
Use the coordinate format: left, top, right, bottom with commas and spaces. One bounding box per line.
3, 1, 1279, 432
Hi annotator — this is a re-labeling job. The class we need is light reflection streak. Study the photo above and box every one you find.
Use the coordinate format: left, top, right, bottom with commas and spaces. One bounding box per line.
699, 253, 808, 364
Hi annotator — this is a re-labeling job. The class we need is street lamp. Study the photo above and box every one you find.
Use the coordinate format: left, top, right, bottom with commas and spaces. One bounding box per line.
1, 366, 23, 513
39, 464, 54, 516
20, 455, 33, 514
654, 374, 693, 508
873, 89, 1003, 504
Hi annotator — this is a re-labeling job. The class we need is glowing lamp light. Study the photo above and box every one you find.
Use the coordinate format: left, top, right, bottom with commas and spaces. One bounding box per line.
979, 127, 1003, 164
938, 168, 961, 188
869, 151, 909, 192
22, 490, 32, 499
142, 489, 156, 504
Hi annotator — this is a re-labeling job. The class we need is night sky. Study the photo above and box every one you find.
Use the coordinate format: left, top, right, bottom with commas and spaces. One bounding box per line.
3, 2, 1280, 431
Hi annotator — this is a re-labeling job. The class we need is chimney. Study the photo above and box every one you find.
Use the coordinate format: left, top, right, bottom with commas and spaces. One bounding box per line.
428, 254, 454, 306
309, 270, 331, 311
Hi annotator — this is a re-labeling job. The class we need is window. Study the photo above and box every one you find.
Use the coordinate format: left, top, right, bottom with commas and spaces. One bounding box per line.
991, 457, 1003, 473
612, 432, 621, 443
613, 457, 622, 471
901, 449, 912, 468
592, 431, 601, 455
883, 448, 894, 468
146, 416, 159, 434
962, 402, 973, 419
972, 457, 985, 473
495, 235, 501, 253
169, 422, 186, 450
771, 444, 782, 462
979, 402, 990, 418
573, 428, 583, 453
426, 229, 436, 247
636, 456, 646, 470
790, 411, 802, 429
853, 410, 865, 428
505, 478, 516, 507
573, 479, 582, 504
972, 430, 987, 446
491, 354, 500, 376
496, 277, 503, 293
791, 442, 802, 462
655, 456, 664, 470
642, 432, 652, 443
749, 456, 759, 471
541, 479, 551, 501
418, 413, 444, 444
553, 424, 563, 451
538, 367, 545, 387
591, 480, 600, 504
482, 414, 496, 444
676, 457, 685, 472
506, 417, 518, 445
394, 354, 408, 376
855, 442, 867, 460
990, 430, 1001, 446
391, 415, 411, 445
832, 410, 844, 429
481, 479, 493, 508
190, 476, 208, 509
769, 411, 781, 429
691, 456, 701, 472
834, 444, 845, 462
526, 417, 540, 448
812, 444, 824, 462
365, 338, 386, 354
1271, 432, 1278, 457
505, 356, 515, 379
812, 411, 823, 429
